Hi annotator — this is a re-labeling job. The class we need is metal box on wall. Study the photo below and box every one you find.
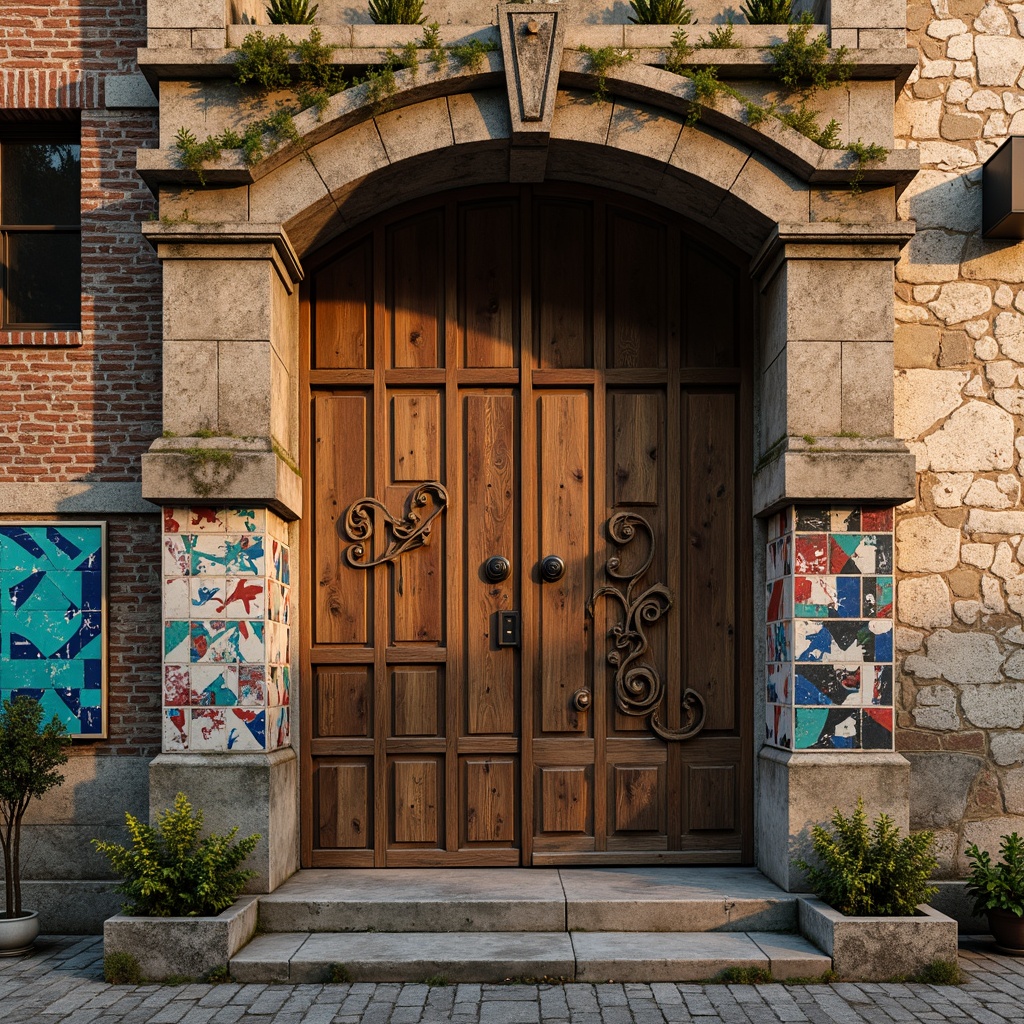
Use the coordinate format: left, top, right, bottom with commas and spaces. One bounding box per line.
983, 137, 1024, 239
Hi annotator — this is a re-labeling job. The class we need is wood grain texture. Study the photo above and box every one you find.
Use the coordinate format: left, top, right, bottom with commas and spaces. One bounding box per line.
392, 759, 440, 845
388, 483, 443, 644
317, 667, 371, 737
392, 392, 441, 481
611, 392, 661, 507
461, 201, 517, 368
313, 394, 369, 645
318, 762, 371, 849
607, 210, 666, 369
464, 393, 516, 735
688, 764, 736, 831
392, 669, 440, 736
534, 200, 591, 369
464, 758, 516, 843
612, 765, 660, 832
540, 766, 590, 833
314, 239, 371, 369
388, 211, 444, 368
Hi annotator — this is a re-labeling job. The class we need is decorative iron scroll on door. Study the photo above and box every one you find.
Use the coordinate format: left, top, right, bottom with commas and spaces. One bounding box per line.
343, 482, 449, 569
588, 512, 707, 742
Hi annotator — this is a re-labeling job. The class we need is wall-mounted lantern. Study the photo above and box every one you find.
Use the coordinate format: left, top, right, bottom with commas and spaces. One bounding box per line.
983, 137, 1024, 239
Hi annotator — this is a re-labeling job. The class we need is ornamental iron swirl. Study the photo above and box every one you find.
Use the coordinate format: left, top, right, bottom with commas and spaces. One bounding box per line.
343, 482, 449, 569
587, 512, 706, 743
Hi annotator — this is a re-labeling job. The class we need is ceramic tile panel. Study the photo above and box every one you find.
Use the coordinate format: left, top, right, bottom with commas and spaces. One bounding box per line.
0, 523, 108, 738
161, 507, 291, 753
764, 506, 894, 752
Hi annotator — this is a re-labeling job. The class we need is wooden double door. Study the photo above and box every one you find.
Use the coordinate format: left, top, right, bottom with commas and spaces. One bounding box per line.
300, 186, 752, 867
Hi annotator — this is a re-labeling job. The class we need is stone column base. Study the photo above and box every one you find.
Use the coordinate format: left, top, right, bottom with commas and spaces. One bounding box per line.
149, 747, 298, 893
757, 747, 911, 892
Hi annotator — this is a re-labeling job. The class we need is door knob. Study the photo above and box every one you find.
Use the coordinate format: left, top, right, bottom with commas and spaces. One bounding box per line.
572, 688, 592, 712
540, 555, 565, 582
483, 556, 511, 583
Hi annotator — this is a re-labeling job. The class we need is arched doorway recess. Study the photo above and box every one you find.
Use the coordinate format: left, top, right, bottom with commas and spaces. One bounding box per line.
299, 184, 753, 868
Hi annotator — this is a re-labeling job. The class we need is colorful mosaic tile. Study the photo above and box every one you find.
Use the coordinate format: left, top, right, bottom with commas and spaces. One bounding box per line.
764, 505, 894, 753
162, 507, 291, 754
0, 523, 107, 737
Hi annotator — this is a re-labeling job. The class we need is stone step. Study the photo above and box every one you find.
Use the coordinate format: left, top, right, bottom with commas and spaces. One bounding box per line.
256, 867, 800, 934
230, 930, 831, 984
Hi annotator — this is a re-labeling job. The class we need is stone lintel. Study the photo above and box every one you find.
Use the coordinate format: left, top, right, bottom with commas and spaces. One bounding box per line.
142, 438, 301, 520
0, 482, 158, 515
142, 222, 304, 288
754, 437, 917, 516
756, 747, 911, 891
149, 748, 299, 893
752, 222, 915, 286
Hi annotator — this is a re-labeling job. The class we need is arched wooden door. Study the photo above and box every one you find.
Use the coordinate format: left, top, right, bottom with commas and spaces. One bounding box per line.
299, 186, 753, 867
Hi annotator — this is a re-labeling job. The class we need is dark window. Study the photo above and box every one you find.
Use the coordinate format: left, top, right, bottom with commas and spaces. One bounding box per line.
1, 126, 81, 329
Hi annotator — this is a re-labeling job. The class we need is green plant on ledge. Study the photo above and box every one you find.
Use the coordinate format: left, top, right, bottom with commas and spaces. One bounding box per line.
579, 45, 633, 102
741, 0, 793, 23
92, 792, 260, 917
797, 797, 938, 917
629, 0, 693, 24
266, 0, 318, 23
368, 0, 425, 24
696, 24, 740, 49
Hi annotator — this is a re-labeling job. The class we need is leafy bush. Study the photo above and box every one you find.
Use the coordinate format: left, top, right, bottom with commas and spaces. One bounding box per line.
234, 31, 293, 92
1, 695, 70, 918
630, 0, 693, 24
741, 0, 793, 23
266, 0, 318, 23
92, 792, 260, 917
798, 798, 938, 916
965, 831, 1024, 916
579, 45, 633, 103
770, 18, 851, 95
368, 0, 425, 24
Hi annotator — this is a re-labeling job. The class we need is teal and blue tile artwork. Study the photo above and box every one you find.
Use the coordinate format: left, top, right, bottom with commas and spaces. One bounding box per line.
765, 506, 894, 753
0, 522, 106, 738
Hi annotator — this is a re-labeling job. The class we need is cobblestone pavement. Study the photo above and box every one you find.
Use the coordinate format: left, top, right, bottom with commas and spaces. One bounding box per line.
2, 936, 1023, 1023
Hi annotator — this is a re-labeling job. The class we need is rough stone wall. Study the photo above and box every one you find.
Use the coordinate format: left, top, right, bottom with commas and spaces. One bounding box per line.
896, 0, 1024, 874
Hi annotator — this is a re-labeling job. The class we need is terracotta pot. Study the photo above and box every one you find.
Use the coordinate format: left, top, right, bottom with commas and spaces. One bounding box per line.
988, 908, 1024, 955
0, 911, 40, 957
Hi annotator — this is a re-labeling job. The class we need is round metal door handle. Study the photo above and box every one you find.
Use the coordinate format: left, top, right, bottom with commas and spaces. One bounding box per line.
572, 689, 592, 712
483, 556, 511, 583
540, 555, 566, 583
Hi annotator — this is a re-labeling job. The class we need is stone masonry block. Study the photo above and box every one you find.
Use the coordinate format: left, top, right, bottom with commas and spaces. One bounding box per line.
730, 154, 810, 229
376, 97, 455, 164
309, 120, 391, 198
786, 259, 894, 343
163, 340, 219, 436
829, 0, 907, 30
148, 0, 225, 30
191, 28, 227, 49
148, 28, 192, 48
787, 342, 843, 436
248, 153, 333, 228
163, 258, 275, 343
218, 340, 273, 438
859, 29, 907, 47
841, 341, 894, 436
831, 29, 859, 48
847, 81, 895, 148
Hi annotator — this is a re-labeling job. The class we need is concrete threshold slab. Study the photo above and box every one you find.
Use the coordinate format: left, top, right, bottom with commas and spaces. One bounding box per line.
571, 931, 829, 983
257, 868, 567, 933
231, 931, 576, 983
560, 867, 801, 932
230, 929, 829, 984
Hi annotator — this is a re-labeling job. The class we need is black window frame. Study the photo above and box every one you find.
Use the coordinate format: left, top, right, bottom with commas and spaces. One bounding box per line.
0, 121, 82, 331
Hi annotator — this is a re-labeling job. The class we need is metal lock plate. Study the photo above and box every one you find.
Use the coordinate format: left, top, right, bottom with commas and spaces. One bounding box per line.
497, 610, 521, 648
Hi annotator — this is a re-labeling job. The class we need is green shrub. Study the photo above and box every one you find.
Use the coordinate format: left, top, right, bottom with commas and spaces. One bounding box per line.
234, 31, 293, 92
368, 0, 425, 24
104, 952, 143, 985
770, 18, 851, 95
92, 792, 260, 917
964, 831, 1024, 916
797, 797, 938, 917
579, 45, 633, 103
629, 0, 693, 24
741, 0, 793, 23
266, 0, 318, 23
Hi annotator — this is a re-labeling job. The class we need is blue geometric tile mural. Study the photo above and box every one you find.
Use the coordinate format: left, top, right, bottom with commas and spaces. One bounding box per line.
0, 522, 106, 738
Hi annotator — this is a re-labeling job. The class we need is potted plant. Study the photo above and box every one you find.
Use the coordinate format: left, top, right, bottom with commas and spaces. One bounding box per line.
965, 832, 1024, 955
795, 798, 958, 980
93, 792, 261, 981
0, 695, 70, 955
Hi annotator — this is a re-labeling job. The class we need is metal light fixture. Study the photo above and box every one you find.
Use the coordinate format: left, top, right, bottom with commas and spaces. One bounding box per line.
983, 137, 1024, 239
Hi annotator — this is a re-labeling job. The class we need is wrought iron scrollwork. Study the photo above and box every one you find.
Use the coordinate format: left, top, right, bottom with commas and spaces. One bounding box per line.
343, 482, 449, 569
587, 512, 706, 742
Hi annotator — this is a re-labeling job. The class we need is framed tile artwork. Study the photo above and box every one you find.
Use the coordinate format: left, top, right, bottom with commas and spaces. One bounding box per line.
0, 521, 107, 739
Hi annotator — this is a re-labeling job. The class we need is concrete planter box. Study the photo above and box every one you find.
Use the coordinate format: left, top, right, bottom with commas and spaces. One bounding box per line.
103, 896, 258, 981
799, 897, 958, 981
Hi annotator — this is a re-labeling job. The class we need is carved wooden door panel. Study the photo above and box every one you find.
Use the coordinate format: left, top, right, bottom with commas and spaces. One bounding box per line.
301, 188, 752, 867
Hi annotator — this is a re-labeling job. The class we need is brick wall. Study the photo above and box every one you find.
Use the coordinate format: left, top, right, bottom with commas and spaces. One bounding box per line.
0, 2, 162, 760
895, 0, 1024, 873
